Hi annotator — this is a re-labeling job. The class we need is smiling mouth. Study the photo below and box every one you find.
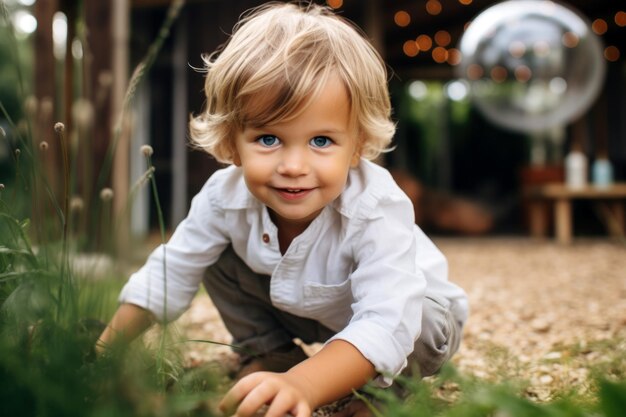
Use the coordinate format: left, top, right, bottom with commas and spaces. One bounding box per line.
274, 187, 313, 199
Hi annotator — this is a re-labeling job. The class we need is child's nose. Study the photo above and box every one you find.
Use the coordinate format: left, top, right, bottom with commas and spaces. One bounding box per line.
277, 148, 309, 176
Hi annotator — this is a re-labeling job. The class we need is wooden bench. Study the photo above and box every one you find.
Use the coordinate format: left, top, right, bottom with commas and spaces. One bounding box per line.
526, 182, 626, 244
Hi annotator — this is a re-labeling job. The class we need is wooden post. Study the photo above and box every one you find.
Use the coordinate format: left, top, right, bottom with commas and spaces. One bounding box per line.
111, 0, 130, 255
528, 200, 548, 238
84, 1, 113, 250
554, 198, 572, 244
33, 0, 59, 192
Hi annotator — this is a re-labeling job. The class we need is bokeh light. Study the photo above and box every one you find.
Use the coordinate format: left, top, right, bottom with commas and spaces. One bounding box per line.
416, 34, 433, 51
445, 80, 469, 101
604, 46, 620, 62
591, 18, 608, 35
403, 40, 419, 57
326, 0, 343, 9
615, 11, 626, 27
432, 46, 448, 63
434, 30, 452, 47
447, 48, 462, 66
13, 10, 37, 34
408, 80, 428, 100
457, 0, 606, 133
426, 0, 442, 16
394, 11, 411, 27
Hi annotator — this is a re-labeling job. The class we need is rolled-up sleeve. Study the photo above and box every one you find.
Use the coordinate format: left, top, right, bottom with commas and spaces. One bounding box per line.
327, 195, 426, 387
119, 177, 230, 322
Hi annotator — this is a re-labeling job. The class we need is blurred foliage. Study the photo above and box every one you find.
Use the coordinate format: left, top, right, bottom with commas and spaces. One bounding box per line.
0, 24, 32, 123
0, 198, 224, 416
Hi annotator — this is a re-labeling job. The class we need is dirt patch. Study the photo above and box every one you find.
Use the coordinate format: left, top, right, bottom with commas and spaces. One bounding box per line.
175, 238, 626, 403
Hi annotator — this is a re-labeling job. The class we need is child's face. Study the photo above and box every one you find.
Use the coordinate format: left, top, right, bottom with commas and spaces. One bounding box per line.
234, 75, 360, 230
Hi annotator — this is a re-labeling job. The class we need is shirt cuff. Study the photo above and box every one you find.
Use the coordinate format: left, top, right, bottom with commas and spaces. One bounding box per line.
326, 319, 411, 388
118, 270, 190, 323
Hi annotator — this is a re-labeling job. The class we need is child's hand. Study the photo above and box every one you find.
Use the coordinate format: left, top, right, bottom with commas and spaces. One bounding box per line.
219, 371, 313, 417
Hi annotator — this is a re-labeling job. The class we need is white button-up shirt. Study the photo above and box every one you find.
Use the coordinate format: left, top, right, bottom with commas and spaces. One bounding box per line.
119, 159, 468, 385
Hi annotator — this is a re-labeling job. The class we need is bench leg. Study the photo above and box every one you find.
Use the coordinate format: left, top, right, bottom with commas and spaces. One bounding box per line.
528, 200, 548, 238
554, 198, 572, 244
608, 202, 625, 238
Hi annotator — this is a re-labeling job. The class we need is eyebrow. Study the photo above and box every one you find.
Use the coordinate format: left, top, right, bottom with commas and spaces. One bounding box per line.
246, 127, 347, 135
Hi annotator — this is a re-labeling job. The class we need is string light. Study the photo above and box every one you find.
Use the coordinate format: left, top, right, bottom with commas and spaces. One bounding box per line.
591, 18, 608, 35
432, 46, 448, 63
514, 65, 532, 83
604, 45, 620, 62
508, 40, 526, 58
326, 0, 343, 9
561, 31, 579, 48
426, 0, 442, 16
447, 48, 462, 65
466, 64, 484, 80
390, 4, 626, 68
434, 30, 451, 47
394, 11, 411, 27
490, 66, 508, 83
403, 40, 419, 57
416, 34, 433, 51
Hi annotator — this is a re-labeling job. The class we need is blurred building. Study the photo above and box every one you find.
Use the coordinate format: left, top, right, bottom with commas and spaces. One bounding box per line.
28, 0, 626, 236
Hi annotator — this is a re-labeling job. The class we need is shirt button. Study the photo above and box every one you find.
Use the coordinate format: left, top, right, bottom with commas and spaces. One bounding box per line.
262, 233, 270, 244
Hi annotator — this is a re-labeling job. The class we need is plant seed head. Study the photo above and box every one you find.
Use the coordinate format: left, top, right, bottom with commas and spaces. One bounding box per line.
24, 96, 38, 117
0, 126, 5, 138
140, 144, 154, 157
0, 183, 5, 190
72, 99, 95, 131
100, 188, 114, 201
54, 122, 65, 133
70, 196, 84, 212
15, 148, 21, 156
40, 96, 54, 117
98, 71, 113, 88
39, 141, 49, 151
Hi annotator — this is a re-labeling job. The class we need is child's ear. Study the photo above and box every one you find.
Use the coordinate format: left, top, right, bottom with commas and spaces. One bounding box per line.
232, 147, 242, 166
350, 140, 362, 167
350, 151, 360, 167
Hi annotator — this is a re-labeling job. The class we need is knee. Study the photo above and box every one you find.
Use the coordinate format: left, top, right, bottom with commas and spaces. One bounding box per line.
409, 296, 461, 377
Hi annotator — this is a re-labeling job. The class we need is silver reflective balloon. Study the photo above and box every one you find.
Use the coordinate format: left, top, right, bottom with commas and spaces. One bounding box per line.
457, 0, 606, 133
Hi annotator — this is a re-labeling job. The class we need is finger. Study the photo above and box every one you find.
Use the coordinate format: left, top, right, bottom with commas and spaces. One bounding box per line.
292, 401, 313, 417
263, 391, 298, 417
234, 380, 279, 417
219, 374, 264, 414
264, 390, 312, 417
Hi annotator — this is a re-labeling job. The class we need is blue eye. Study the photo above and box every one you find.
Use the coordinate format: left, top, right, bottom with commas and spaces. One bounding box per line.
257, 135, 280, 147
310, 136, 332, 148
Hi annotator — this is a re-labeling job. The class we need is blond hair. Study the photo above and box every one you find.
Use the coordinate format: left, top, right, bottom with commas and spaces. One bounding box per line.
189, 2, 395, 164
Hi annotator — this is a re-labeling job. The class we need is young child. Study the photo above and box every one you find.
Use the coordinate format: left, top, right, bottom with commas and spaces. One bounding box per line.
98, 2, 468, 416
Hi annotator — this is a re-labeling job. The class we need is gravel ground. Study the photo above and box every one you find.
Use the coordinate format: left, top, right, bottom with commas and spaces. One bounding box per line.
175, 237, 626, 404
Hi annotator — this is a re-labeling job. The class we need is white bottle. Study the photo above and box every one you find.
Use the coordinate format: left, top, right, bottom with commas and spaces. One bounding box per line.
565, 150, 587, 189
